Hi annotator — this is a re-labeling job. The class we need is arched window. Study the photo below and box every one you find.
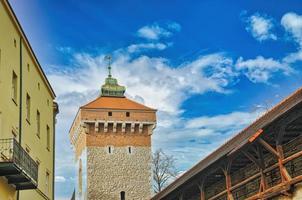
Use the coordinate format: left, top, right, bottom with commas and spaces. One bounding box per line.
120, 191, 125, 200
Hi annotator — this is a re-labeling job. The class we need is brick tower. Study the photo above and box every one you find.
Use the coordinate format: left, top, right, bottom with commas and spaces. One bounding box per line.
69, 58, 157, 200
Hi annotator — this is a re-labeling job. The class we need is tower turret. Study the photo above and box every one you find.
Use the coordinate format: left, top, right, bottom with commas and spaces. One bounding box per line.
69, 57, 157, 200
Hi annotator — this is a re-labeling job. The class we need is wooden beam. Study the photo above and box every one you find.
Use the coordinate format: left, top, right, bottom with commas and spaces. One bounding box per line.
283, 149, 302, 163
249, 129, 264, 142
245, 174, 302, 200
242, 150, 262, 169
276, 145, 292, 182
276, 127, 285, 145
208, 150, 302, 200
258, 138, 279, 158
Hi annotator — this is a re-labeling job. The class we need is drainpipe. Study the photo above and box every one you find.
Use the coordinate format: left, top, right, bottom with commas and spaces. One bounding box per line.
52, 102, 59, 200
17, 35, 23, 200
18, 37, 23, 144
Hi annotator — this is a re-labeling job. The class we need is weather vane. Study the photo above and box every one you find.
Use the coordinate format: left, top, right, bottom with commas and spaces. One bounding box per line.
104, 55, 112, 78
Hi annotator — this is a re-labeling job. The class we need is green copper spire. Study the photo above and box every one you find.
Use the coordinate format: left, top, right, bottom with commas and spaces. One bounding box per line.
105, 55, 112, 78
101, 55, 126, 97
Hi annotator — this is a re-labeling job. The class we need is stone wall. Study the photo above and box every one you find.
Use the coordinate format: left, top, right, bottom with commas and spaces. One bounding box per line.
86, 146, 152, 200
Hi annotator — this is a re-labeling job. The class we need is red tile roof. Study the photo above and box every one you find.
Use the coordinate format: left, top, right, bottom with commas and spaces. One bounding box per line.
81, 96, 156, 111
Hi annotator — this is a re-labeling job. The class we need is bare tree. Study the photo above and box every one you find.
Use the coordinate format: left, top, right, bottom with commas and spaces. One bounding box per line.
152, 149, 177, 193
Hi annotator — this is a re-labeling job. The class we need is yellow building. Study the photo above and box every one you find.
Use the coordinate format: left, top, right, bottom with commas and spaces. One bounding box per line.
0, 0, 58, 200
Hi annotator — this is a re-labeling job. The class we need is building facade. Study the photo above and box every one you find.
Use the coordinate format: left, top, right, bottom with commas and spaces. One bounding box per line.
0, 0, 58, 200
69, 65, 157, 200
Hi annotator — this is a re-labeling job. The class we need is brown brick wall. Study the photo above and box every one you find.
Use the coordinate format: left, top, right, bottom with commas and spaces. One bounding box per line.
81, 109, 156, 122
86, 133, 151, 147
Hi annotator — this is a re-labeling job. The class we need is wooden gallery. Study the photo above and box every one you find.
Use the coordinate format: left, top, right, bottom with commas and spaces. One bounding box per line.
152, 88, 302, 200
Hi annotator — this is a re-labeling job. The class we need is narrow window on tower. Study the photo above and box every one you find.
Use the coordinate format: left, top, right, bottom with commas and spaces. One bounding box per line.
108, 111, 112, 116
128, 146, 132, 154
12, 71, 18, 104
26, 93, 31, 123
120, 191, 125, 200
108, 146, 112, 154
126, 112, 130, 117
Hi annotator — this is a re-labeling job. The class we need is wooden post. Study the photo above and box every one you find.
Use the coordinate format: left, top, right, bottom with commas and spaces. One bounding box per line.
275, 127, 292, 183
257, 145, 268, 192
276, 145, 292, 182
242, 146, 267, 196
178, 193, 184, 200
198, 180, 206, 200
258, 136, 292, 183
223, 160, 234, 200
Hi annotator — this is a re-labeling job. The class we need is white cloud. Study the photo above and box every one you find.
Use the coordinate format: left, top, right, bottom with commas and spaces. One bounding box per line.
56, 46, 73, 54
186, 111, 262, 129
246, 14, 277, 41
127, 42, 169, 53
49, 52, 236, 116
281, 12, 302, 46
152, 109, 264, 171
283, 50, 302, 64
167, 22, 182, 32
137, 24, 171, 40
281, 12, 302, 64
235, 56, 291, 83
55, 176, 67, 183
137, 22, 181, 40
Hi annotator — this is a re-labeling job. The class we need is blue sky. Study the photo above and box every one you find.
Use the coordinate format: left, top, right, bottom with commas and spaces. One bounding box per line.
9, 0, 302, 199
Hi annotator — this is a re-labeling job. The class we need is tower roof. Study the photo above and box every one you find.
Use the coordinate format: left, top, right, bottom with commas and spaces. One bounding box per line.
81, 96, 156, 111
101, 55, 126, 97
83, 55, 155, 111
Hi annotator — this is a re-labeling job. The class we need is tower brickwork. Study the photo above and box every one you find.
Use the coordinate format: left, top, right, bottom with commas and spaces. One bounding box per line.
69, 62, 156, 200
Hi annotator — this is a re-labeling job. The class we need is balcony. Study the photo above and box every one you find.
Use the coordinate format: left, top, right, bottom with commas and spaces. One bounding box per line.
0, 138, 38, 190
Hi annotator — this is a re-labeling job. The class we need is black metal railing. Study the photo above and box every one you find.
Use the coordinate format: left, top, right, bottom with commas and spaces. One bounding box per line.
0, 138, 38, 184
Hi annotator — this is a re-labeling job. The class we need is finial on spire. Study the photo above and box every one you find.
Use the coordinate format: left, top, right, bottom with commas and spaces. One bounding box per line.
104, 55, 112, 78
